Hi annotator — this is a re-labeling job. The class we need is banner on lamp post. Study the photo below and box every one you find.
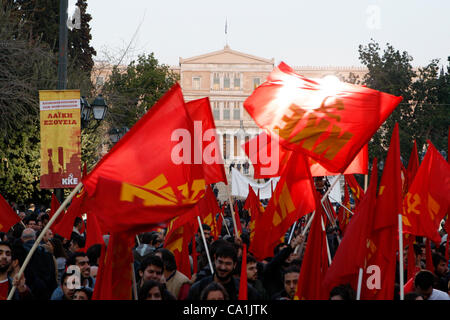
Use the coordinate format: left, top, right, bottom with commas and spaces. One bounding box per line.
39, 90, 81, 189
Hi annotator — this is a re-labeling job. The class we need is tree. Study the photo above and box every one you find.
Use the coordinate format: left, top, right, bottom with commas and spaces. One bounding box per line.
102, 53, 179, 129
358, 40, 449, 164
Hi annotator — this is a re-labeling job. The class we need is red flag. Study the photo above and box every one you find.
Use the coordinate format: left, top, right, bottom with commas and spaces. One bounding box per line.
336, 181, 352, 236
243, 132, 368, 179
82, 84, 206, 233
406, 235, 418, 281
49, 193, 63, 226
164, 209, 197, 279
201, 186, 221, 239
234, 202, 242, 237
323, 158, 379, 293
216, 208, 224, 239
52, 187, 87, 239
185, 98, 227, 185
244, 62, 402, 173
345, 174, 364, 206
244, 185, 264, 245
444, 214, 450, 261
238, 244, 248, 300
91, 243, 106, 300
425, 238, 434, 272
295, 202, 329, 300
0, 194, 20, 232
81, 212, 104, 252
402, 141, 450, 243
250, 152, 316, 260
92, 232, 134, 300
362, 124, 402, 300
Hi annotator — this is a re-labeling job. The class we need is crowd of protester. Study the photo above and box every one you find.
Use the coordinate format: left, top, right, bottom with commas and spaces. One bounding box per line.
0, 194, 449, 301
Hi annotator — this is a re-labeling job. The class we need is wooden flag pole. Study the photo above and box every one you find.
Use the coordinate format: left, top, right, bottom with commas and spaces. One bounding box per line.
221, 212, 231, 236
356, 267, 364, 300
7, 182, 83, 300
287, 221, 297, 245
131, 263, 138, 300
328, 195, 355, 216
197, 216, 214, 274
398, 214, 405, 300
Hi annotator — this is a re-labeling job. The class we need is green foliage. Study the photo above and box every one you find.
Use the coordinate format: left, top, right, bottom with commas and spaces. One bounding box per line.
102, 53, 179, 129
358, 40, 450, 165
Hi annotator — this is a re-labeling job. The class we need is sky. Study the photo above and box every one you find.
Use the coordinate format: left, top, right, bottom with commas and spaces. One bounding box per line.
76, 0, 450, 68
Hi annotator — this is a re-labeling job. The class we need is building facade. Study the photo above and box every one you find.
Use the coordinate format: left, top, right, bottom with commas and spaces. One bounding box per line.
175, 46, 367, 200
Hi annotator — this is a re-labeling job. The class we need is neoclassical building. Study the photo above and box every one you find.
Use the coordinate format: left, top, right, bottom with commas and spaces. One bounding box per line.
172, 46, 367, 199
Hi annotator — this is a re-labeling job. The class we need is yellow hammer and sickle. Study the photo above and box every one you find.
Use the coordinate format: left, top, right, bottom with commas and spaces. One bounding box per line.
405, 193, 421, 215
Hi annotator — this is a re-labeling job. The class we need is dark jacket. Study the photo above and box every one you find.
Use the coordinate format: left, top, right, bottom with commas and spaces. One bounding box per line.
187, 274, 261, 300
262, 245, 294, 298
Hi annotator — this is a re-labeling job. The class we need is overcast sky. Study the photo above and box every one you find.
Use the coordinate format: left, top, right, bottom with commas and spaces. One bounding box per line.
77, 0, 450, 68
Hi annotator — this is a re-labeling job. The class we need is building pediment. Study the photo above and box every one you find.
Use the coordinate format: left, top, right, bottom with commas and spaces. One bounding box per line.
180, 46, 274, 65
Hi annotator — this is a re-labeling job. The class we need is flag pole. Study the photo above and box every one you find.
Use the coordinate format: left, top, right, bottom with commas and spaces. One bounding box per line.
287, 221, 297, 245
7, 181, 83, 300
294, 211, 315, 255
356, 267, 363, 300
131, 263, 138, 300
321, 215, 332, 265
398, 214, 405, 300
364, 174, 368, 192
197, 216, 214, 274
226, 184, 239, 237
221, 212, 231, 236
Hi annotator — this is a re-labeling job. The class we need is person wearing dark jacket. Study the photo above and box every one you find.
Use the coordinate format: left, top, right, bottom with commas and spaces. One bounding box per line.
262, 234, 304, 298
187, 243, 260, 300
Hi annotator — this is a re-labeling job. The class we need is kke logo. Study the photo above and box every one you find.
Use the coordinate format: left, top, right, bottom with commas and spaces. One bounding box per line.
61, 173, 78, 186
170, 120, 280, 175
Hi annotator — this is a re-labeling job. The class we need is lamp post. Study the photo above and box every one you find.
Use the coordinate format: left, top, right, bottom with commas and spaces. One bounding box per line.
108, 126, 129, 145
81, 94, 108, 130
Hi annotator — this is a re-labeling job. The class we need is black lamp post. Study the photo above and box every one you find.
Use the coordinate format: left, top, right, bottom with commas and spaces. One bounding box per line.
80, 94, 108, 130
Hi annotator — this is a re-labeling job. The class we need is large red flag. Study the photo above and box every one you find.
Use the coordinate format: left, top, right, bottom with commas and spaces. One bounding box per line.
52, 187, 87, 239
362, 124, 402, 300
402, 141, 450, 244
244, 185, 264, 244
82, 84, 206, 234
243, 132, 368, 179
92, 232, 134, 300
238, 244, 248, 300
0, 194, 20, 232
200, 186, 220, 239
345, 174, 364, 206
49, 193, 63, 226
185, 98, 227, 185
323, 158, 378, 293
250, 152, 316, 260
81, 212, 104, 252
406, 140, 419, 190
244, 62, 402, 173
294, 202, 329, 300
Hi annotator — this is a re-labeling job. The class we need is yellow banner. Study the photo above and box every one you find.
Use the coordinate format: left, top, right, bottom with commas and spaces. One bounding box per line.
39, 90, 81, 189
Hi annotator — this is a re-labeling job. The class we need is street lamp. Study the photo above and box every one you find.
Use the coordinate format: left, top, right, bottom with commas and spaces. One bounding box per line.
80, 96, 91, 129
108, 127, 129, 145
91, 94, 108, 121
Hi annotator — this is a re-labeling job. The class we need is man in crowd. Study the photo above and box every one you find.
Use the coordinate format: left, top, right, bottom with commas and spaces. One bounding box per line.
246, 253, 268, 299
271, 266, 300, 300
414, 270, 450, 300
432, 252, 450, 292
187, 242, 260, 300
137, 254, 175, 299
0, 241, 31, 300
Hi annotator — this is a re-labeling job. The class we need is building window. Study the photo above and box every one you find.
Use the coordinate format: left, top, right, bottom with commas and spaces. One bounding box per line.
224, 73, 230, 89
213, 73, 220, 90
233, 102, 240, 120
253, 78, 261, 89
234, 73, 241, 89
223, 102, 230, 120
223, 134, 229, 159
96, 76, 104, 86
213, 101, 220, 120
193, 77, 201, 90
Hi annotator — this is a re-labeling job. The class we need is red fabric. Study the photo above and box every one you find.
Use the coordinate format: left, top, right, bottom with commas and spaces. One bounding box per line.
310, 144, 368, 176
361, 124, 402, 300
0, 194, 20, 233
406, 235, 417, 280
82, 84, 206, 234
49, 193, 63, 226
295, 202, 329, 300
163, 209, 197, 279
402, 141, 450, 244
92, 232, 134, 300
323, 158, 378, 293
185, 98, 227, 185
216, 209, 224, 239
91, 243, 106, 300
234, 202, 242, 237
81, 212, 104, 252
345, 174, 365, 206
406, 141, 419, 191
404, 276, 414, 294
243, 62, 402, 173
238, 244, 248, 300
244, 185, 264, 245
250, 152, 315, 261
0, 280, 9, 300
337, 181, 351, 236
201, 186, 220, 240
52, 187, 86, 239
178, 282, 191, 300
